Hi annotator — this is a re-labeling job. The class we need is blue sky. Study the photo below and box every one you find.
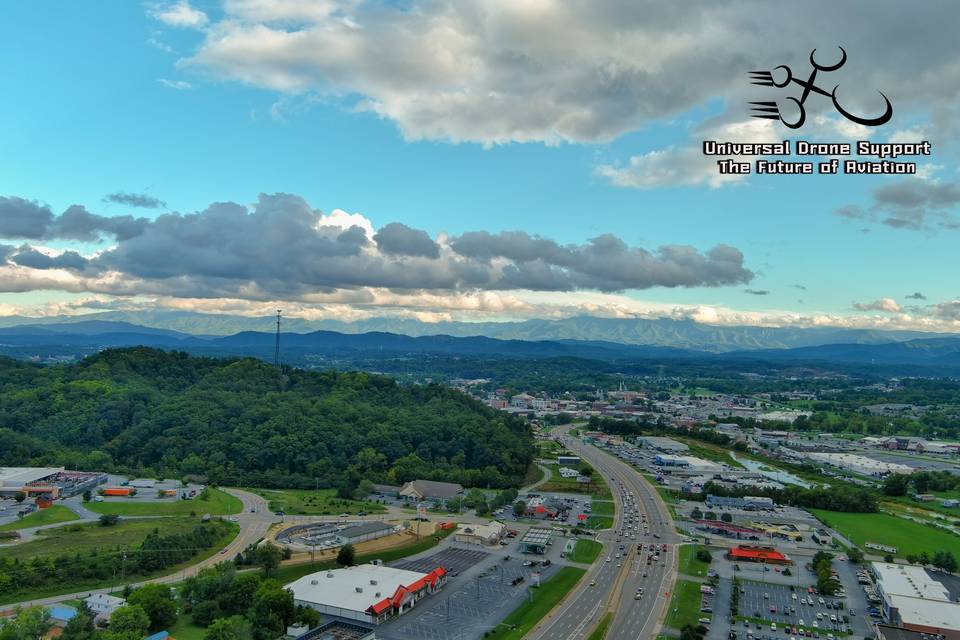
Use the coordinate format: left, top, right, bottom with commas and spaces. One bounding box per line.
1, 1, 958, 329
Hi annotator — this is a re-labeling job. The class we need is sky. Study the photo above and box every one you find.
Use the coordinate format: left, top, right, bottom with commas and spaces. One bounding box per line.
1, 1, 959, 331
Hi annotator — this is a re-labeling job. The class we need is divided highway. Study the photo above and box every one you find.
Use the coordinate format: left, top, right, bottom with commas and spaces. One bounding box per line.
528, 425, 679, 640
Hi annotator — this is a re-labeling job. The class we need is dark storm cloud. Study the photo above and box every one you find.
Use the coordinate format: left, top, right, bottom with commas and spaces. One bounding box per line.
103, 191, 167, 209
836, 180, 960, 231
1, 193, 754, 300
10, 246, 90, 271
0, 197, 54, 239
374, 222, 441, 258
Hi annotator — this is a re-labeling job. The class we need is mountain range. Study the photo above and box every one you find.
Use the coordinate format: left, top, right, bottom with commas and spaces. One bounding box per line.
0, 313, 959, 371
0, 310, 950, 352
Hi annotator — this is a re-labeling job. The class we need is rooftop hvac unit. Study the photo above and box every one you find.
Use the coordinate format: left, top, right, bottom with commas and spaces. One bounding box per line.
355, 587, 363, 593
375, 592, 381, 597
327, 572, 334, 578
370, 579, 378, 585
371, 559, 383, 566
310, 580, 319, 585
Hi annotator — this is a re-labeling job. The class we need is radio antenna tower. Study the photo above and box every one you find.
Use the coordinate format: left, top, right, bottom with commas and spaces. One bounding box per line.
274, 309, 282, 368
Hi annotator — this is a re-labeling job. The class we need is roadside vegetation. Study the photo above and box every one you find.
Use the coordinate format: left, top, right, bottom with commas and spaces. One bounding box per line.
809, 508, 960, 559
86, 487, 243, 517
248, 488, 384, 515
484, 566, 586, 639
569, 539, 603, 563
0, 505, 79, 532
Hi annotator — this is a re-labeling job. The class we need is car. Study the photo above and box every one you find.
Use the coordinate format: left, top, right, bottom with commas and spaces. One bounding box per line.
590, 580, 596, 586
606, 556, 611, 562
818, 598, 825, 605
771, 624, 777, 631
792, 593, 798, 600
764, 593, 770, 599
799, 620, 804, 627
229, 515, 239, 522
699, 618, 711, 625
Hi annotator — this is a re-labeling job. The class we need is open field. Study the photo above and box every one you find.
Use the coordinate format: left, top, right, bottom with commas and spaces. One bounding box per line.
249, 488, 385, 515
485, 567, 586, 639
809, 508, 960, 558
590, 500, 614, 516
86, 488, 242, 516
0, 506, 79, 532
569, 538, 603, 563
678, 545, 710, 578
664, 579, 706, 630
586, 515, 614, 530
0, 517, 226, 562
167, 613, 207, 640
676, 438, 745, 469
0, 519, 238, 603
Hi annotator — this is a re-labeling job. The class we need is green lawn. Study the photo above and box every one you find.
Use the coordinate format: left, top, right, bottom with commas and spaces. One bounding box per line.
0, 519, 238, 603
86, 488, 242, 516
586, 515, 614, 530
168, 613, 207, 640
678, 544, 710, 577
590, 500, 615, 516
270, 526, 457, 584
587, 612, 613, 640
809, 508, 960, 558
664, 579, 707, 630
0, 505, 79, 532
485, 567, 586, 639
569, 539, 603, 563
248, 488, 385, 515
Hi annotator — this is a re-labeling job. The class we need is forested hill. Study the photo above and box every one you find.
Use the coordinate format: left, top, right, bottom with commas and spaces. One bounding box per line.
0, 348, 535, 491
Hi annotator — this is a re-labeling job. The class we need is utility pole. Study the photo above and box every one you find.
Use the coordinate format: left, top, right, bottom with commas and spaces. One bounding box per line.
274, 309, 282, 368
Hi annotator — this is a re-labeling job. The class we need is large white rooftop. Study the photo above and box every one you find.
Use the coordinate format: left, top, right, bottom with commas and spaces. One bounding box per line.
0, 467, 64, 488
888, 594, 960, 631
873, 562, 950, 601
286, 564, 430, 614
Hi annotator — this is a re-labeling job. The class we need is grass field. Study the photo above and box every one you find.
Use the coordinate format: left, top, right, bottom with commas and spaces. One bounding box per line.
590, 500, 615, 516
168, 614, 207, 640
0, 505, 79, 532
664, 579, 707, 630
86, 488, 242, 516
248, 488, 385, 515
0, 519, 238, 603
676, 439, 744, 469
586, 515, 614, 530
809, 508, 960, 558
678, 544, 710, 577
587, 612, 613, 640
270, 526, 457, 584
569, 539, 603, 563
523, 462, 547, 488
485, 567, 586, 639
0, 517, 223, 562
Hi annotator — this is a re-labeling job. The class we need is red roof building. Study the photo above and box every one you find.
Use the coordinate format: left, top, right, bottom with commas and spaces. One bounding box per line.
727, 545, 792, 564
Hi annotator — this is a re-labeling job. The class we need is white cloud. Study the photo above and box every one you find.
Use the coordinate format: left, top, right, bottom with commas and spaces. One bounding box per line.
852, 297, 903, 313
149, 1, 209, 28
158, 78, 193, 90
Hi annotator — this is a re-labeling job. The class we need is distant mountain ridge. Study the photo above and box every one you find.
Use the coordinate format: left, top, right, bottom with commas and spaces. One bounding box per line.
0, 311, 950, 352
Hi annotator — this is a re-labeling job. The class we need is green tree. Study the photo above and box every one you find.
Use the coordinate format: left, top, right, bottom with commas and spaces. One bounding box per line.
847, 547, 864, 564
128, 584, 178, 631
691, 507, 703, 519
256, 544, 283, 575
204, 616, 247, 640
720, 512, 733, 523
99, 514, 120, 526
109, 605, 151, 637
883, 474, 910, 497
81, 490, 92, 503
696, 548, 713, 563
223, 572, 262, 615
191, 601, 221, 627
513, 500, 527, 517
337, 544, 356, 567
249, 581, 295, 640
933, 550, 958, 573
0, 607, 52, 640
61, 606, 96, 640
13, 493, 25, 504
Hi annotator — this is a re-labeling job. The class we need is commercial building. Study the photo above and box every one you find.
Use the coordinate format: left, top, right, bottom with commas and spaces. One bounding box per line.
636, 436, 689, 453
557, 455, 581, 466
805, 453, 914, 477
398, 480, 463, 504
873, 562, 960, 639
0, 467, 64, 497
518, 527, 553, 554
654, 455, 722, 471
726, 545, 791, 565
277, 521, 399, 551
286, 563, 446, 625
291, 620, 376, 640
454, 521, 505, 546
705, 495, 775, 510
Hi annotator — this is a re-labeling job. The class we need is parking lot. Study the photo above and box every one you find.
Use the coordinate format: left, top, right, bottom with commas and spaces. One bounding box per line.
738, 579, 851, 637
392, 547, 491, 575
378, 553, 558, 640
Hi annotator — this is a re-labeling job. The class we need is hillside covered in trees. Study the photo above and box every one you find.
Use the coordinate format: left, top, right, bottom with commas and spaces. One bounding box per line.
0, 348, 534, 492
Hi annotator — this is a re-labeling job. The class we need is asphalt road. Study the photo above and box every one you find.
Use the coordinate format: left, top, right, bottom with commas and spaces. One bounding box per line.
528, 426, 679, 640
0, 487, 274, 612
